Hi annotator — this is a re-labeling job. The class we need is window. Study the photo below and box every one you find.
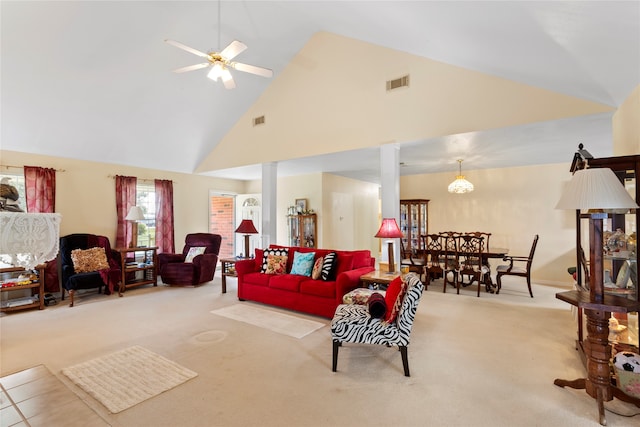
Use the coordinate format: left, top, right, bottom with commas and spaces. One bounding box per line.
0, 172, 26, 212
136, 182, 156, 247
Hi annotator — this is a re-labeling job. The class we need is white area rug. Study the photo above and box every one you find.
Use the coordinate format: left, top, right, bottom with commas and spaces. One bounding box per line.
211, 304, 326, 339
62, 346, 197, 413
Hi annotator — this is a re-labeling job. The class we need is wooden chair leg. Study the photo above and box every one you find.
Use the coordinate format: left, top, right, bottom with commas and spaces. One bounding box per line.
399, 346, 410, 377
496, 274, 502, 294
332, 340, 340, 372
69, 289, 75, 307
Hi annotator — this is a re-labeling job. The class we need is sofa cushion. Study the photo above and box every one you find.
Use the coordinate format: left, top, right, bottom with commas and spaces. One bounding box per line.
335, 254, 354, 275
242, 272, 271, 287
299, 279, 336, 298
261, 248, 289, 274
321, 252, 338, 281
71, 247, 109, 273
350, 250, 373, 269
384, 276, 408, 323
184, 246, 206, 263
290, 251, 315, 276
311, 256, 323, 279
269, 274, 304, 292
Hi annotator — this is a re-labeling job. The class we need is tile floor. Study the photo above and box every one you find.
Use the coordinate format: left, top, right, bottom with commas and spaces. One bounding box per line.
0, 365, 108, 427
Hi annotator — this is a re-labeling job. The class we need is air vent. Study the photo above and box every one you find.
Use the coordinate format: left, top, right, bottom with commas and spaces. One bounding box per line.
386, 75, 410, 91
253, 115, 265, 126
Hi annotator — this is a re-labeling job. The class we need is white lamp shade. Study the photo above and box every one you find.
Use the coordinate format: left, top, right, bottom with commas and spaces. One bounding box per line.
125, 206, 145, 221
556, 167, 638, 210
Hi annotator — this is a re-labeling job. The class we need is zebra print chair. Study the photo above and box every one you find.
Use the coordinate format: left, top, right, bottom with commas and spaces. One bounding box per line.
331, 273, 424, 376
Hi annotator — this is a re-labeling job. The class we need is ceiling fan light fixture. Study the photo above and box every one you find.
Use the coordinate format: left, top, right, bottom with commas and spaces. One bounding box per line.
207, 62, 224, 81
221, 67, 233, 82
448, 159, 474, 194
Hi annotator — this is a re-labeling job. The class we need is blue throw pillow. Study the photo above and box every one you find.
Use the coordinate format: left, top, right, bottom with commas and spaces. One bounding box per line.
290, 251, 316, 276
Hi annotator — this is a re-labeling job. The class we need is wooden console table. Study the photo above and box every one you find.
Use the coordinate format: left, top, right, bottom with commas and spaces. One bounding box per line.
114, 247, 158, 296
554, 290, 640, 425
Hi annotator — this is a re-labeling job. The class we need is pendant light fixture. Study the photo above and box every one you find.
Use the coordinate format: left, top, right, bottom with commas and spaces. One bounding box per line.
448, 159, 474, 194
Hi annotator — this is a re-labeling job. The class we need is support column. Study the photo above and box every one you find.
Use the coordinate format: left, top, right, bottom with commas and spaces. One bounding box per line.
379, 144, 401, 266
261, 162, 278, 248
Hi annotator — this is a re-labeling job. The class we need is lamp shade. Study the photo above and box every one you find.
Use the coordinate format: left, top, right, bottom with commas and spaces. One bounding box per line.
125, 206, 145, 221
555, 167, 638, 210
448, 159, 474, 194
375, 218, 403, 238
235, 219, 259, 234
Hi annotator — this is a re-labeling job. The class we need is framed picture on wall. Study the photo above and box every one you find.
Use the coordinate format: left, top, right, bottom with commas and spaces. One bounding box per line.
295, 198, 307, 213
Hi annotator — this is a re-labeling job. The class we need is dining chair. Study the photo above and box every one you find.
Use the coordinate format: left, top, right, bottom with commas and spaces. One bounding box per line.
462, 231, 492, 287
496, 234, 539, 297
440, 231, 461, 293
400, 238, 426, 281
424, 234, 445, 288
456, 234, 488, 297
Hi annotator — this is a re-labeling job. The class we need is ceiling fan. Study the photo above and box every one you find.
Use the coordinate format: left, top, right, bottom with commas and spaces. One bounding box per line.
165, 39, 273, 89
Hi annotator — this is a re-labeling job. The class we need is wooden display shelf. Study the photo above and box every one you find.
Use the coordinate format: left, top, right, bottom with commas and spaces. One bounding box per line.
0, 266, 45, 312
114, 247, 158, 296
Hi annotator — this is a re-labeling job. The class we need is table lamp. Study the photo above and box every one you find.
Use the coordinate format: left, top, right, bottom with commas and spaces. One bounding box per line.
375, 218, 404, 274
235, 219, 259, 258
125, 206, 145, 248
556, 167, 638, 302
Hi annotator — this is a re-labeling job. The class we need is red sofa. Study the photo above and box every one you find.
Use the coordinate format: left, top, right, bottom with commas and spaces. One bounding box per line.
235, 245, 375, 318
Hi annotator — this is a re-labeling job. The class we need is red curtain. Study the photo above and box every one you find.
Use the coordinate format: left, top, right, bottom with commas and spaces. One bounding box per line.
155, 179, 175, 254
115, 175, 137, 248
24, 166, 56, 213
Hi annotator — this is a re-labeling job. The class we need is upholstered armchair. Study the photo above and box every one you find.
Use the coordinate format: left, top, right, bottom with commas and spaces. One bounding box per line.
331, 272, 424, 376
157, 233, 222, 286
58, 234, 121, 307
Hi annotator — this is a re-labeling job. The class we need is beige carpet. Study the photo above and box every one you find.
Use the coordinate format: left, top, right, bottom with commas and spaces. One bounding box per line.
62, 345, 197, 413
211, 303, 327, 339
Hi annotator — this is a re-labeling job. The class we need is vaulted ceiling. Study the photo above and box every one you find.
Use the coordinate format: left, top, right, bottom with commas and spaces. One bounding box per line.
2, 1, 639, 183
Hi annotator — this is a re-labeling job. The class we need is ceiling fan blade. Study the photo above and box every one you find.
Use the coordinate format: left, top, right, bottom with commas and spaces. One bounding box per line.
222, 75, 236, 90
231, 62, 273, 78
220, 40, 247, 60
172, 63, 210, 73
165, 39, 209, 58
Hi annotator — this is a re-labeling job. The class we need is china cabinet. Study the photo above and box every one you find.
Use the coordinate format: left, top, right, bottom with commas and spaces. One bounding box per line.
400, 199, 429, 253
575, 154, 639, 347
555, 153, 640, 425
287, 214, 317, 248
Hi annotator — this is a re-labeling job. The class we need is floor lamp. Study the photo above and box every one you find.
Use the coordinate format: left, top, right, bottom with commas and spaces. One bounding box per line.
554, 167, 638, 425
375, 218, 404, 274
235, 219, 259, 258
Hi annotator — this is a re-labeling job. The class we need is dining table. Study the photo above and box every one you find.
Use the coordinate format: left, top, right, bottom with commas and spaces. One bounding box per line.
417, 234, 509, 293
475, 247, 509, 292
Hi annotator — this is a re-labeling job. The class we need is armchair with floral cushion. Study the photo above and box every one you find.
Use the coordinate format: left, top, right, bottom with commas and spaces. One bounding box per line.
157, 233, 222, 286
58, 233, 121, 307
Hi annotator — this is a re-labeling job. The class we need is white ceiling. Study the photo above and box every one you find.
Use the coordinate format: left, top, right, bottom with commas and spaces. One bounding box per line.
2, 1, 639, 184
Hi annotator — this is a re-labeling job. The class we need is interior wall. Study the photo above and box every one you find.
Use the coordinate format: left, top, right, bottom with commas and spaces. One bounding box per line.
613, 84, 640, 155
0, 150, 247, 250
198, 32, 612, 174
321, 174, 379, 253
401, 162, 574, 285
275, 173, 323, 246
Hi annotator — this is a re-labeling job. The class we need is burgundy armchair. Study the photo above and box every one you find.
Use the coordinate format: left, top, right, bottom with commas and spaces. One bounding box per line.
157, 233, 222, 286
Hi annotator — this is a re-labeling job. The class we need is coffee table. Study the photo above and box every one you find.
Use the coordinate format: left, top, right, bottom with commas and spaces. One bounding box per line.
360, 270, 400, 290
